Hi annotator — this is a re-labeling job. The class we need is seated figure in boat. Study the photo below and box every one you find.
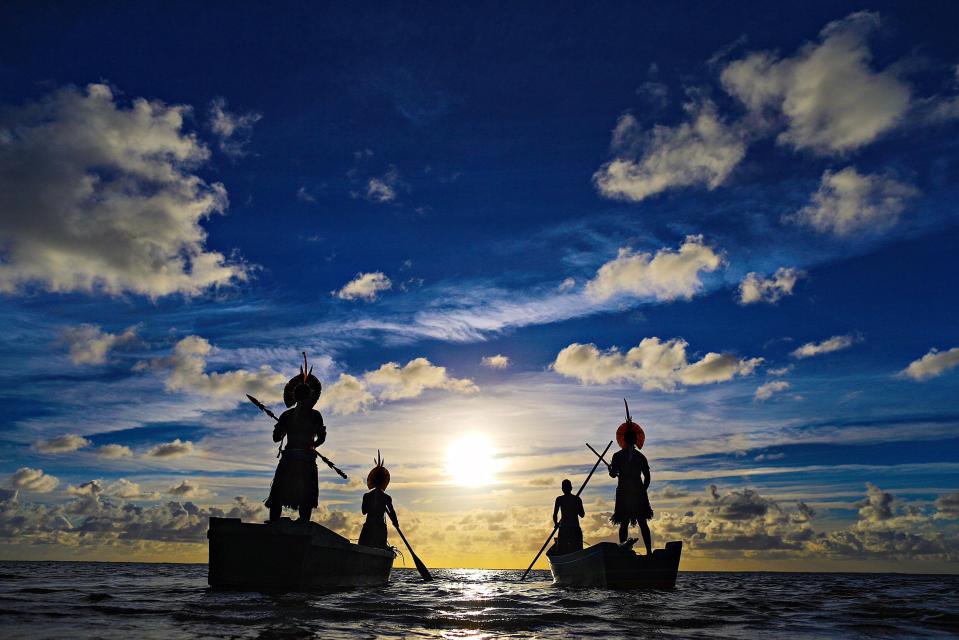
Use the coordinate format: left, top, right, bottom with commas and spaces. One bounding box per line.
608, 426, 653, 555
266, 358, 325, 523
358, 451, 398, 549
552, 478, 585, 555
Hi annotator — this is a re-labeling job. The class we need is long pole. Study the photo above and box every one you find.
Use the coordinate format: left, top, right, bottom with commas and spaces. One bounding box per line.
519, 440, 613, 580
246, 394, 348, 479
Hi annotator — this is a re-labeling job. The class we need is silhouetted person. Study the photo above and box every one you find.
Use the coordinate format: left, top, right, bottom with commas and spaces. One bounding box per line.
608, 428, 653, 554
552, 478, 584, 555
358, 452, 398, 549
266, 369, 325, 523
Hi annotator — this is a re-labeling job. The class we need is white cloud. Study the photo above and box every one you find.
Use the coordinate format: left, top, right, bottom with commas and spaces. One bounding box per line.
586, 235, 723, 302
552, 338, 761, 392
96, 444, 134, 459
143, 336, 285, 403
67, 480, 102, 497
296, 186, 317, 203
791, 334, 859, 359
317, 373, 374, 415
738, 268, 804, 304
767, 366, 793, 376
720, 11, 911, 154
9, 467, 59, 493
365, 358, 478, 401
754, 380, 790, 402
144, 439, 194, 459
354, 167, 403, 204
105, 479, 159, 500
318, 358, 478, 415
208, 97, 261, 158
60, 324, 138, 365
167, 480, 213, 499
900, 347, 959, 381
593, 101, 746, 201
0, 83, 246, 297
33, 434, 91, 454
558, 277, 576, 292
481, 355, 511, 369
789, 167, 918, 236
335, 272, 392, 301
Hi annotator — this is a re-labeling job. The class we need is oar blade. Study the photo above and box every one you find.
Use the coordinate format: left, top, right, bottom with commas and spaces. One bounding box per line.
411, 551, 433, 581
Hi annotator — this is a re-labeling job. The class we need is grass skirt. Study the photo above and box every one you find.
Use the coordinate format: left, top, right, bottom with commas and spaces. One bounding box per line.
610, 487, 653, 525
265, 449, 318, 510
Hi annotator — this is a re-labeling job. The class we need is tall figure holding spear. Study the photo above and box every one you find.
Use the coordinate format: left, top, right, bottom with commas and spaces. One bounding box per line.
265, 354, 326, 524
607, 400, 654, 555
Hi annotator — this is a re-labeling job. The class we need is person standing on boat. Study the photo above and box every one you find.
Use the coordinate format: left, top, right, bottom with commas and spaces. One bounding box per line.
608, 423, 653, 555
266, 357, 325, 524
358, 451, 398, 549
552, 478, 585, 554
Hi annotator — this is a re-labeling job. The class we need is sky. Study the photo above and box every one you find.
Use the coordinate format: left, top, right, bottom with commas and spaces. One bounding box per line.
1, 1, 958, 572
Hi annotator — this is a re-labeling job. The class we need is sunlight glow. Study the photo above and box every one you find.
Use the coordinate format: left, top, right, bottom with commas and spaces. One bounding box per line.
446, 434, 499, 486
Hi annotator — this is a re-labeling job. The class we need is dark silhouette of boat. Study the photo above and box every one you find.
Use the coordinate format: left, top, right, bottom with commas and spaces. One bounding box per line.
547, 540, 682, 588
207, 517, 394, 589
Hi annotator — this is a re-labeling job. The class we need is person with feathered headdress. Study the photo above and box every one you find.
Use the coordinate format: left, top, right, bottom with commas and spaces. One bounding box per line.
358, 451, 398, 549
265, 353, 326, 523
607, 402, 653, 555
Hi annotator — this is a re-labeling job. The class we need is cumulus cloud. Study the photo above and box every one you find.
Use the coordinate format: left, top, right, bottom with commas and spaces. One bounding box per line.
858, 482, 895, 524
738, 268, 804, 304
33, 434, 91, 454
552, 338, 761, 392
335, 272, 392, 301
593, 101, 746, 201
208, 97, 261, 158
481, 355, 510, 369
788, 167, 918, 236
142, 336, 285, 403
96, 444, 134, 459
935, 492, 959, 518
899, 347, 959, 381
144, 439, 194, 459
318, 359, 477, 415
105, 479, 159, 500
318, 373, 375, 415
791, 334, 859, 359
167, 480, 213, 499
0, 83, 246, 297
754, 380, 790, 402
721, 11, 911, 154
586, 235, 723, 302
0, 491, 268, 545
9, 467, 59, 493
60, 324, 139, 365
365, 358, 478, 401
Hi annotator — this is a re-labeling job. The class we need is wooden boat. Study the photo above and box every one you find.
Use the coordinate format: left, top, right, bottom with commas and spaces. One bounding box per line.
207, 517, 394, 589
547, 540, 682, 588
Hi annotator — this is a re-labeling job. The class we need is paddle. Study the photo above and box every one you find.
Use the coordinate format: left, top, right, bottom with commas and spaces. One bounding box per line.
387, 504, 433, 581
519, 439, 613, 580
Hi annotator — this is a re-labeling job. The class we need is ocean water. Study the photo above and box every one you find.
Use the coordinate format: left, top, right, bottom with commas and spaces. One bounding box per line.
1, 562, 957, 639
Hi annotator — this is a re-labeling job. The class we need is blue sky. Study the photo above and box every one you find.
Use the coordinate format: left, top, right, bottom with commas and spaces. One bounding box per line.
1, 1, 958, 570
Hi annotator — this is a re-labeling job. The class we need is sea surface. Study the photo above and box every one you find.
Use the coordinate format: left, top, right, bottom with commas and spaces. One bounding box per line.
1, 562, 957, 639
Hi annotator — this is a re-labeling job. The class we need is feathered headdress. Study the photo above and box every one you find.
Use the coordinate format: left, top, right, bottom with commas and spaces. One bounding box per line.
616, 398, 646, 449
283, 352, 323, 408
366, 450, 391, 490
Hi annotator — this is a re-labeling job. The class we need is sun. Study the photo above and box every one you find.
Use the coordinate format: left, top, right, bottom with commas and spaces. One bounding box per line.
446, 434, 499, 486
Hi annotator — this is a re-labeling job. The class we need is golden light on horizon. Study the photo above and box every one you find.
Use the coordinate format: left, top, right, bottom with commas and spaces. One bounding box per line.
446, 434, 499, 486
